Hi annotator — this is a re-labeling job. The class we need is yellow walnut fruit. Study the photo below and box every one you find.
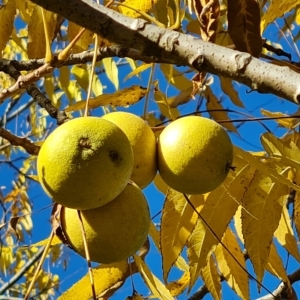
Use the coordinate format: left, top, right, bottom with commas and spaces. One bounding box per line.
37, 117, 133, 210
102, 112, 157, 189
61, 182, 150, 264
158, 116, 233, 194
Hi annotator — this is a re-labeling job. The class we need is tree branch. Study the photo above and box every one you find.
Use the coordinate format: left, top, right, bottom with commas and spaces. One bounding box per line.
0, 128, 40, 156
30, 0, 300, 105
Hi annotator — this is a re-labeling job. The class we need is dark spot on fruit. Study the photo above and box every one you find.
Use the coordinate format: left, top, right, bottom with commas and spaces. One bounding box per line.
109, 150, 122, 165
79, 138, 92, 149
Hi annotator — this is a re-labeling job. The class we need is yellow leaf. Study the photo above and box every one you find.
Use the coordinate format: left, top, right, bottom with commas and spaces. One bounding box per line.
0, 246, 14, 276
187, 162, 255, 290
241, 169, 287, 287
0, 0, 16, 57
219, 76, 244, 108
215, 228, 249, 300
261, 1, 300, 32
161, 189, 205, 282
65, 85, 146, 112
58, 261, 129, 300
201, 255, 221, 300
133, 254, 175, 300
266, 242, 289, 284
67, 21, 94, 53
166, 87, 193, 108
205, 86, 238, 133
31, 235, 62, 247
27, 6, 58, 58
234, 146, 300, 193
15, 0, 35, 23
261, 109, 300, 129
149, 222, 189, 272
71, 64, 90, 91
154, 86, 180, 120
160, 64, 192, 91
119, 0, 158, 18
275, 205, 300, 262
166, 271, 190, 296
124, 63, 152, 81
102, 57, 119, 90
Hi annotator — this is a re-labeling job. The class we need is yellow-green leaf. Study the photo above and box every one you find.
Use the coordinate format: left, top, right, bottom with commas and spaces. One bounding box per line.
27, 6, 57, 59
120, 0, 158, 18
160, 64, 192, 91
234, 146, 300, 193
187, 162, 255, 290
241, 170, 287, 287
166, 271, 190, 296
201, 255, 221, 300
219, 76, 244, 108
266, 242, 289, 284
58, 261, 129, 300
65, 85, 147, 112
161, 189, 204, 282
102, 57, 119, 90
0, 0, 16, 57
31, 235, 62, 247
215, 227, 249, 300
261, 1, 300, 32
124, 63, 152, 81
205, 86, 238, 133
261, 108, 300, 129
133, 254, 175, 300
275, 205, 300, 262
67, 21, 94, 53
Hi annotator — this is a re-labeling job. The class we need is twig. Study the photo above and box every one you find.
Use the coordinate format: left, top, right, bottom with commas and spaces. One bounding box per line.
0, 246, 45, 295
0, 128, 40, 156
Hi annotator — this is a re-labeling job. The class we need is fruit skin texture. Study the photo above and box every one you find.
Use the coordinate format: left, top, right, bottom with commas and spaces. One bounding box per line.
37, 117, 133, 210
158, 116, 233, 194
61, 182, 151, 264
102, 112, 157, 189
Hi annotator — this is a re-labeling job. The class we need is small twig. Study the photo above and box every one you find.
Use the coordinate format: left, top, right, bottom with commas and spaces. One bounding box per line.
0, 128, 40, 155
24, 230, 55, 300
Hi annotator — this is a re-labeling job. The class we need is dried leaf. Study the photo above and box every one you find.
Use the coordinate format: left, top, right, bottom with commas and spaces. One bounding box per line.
227, 0, 262, 57
27, 6, 58, 58
161, 189, 205, 282
0, 0, 16, 57
275, 205, 300, 262
241, 170, 287, 288
65, 86, 147, 112
133, 254, 174, 300
215, 227, 249, 300
201, 254, 221, 300
192, 0, 220, 42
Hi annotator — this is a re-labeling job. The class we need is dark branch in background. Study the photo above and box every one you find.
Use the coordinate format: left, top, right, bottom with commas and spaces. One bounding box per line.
0, 128, 40, 156
31, 0, 300, 105
0, 60, 68, 125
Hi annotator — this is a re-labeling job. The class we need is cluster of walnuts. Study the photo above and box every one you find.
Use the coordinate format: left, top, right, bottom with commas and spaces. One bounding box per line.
37, 112, 233, 264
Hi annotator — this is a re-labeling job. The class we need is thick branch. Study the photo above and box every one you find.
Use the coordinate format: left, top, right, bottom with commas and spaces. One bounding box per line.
30, 0, 300, 105
0, 128, 40, 156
